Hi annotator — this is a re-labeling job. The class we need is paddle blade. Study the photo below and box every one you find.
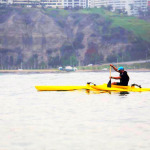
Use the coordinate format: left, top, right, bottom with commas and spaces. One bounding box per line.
107, 79, 111, 88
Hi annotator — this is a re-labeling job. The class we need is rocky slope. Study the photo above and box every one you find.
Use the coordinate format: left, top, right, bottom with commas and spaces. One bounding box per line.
0, 7, 149, 68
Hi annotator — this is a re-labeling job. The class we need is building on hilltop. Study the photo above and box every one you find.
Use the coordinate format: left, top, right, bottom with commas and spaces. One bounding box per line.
12, 0, 64, 8
12, 0, 41, 6
89, 0, 131, 14
12, 0, 87, 8
0, 0, 13, 4
131, 0, 148, 15
40, 0, 64, 8
89, 0, 148, 16
63, 0, 87, 8
0, 0, 7, 4
90, 0, 108, 8
0, 0, 149, 16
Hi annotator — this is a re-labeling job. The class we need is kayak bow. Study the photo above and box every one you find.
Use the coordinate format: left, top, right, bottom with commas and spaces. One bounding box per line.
35, 85, 92, 91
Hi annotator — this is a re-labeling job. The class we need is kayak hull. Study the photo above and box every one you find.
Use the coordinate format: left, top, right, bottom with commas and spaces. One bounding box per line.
35, 84, 150, 92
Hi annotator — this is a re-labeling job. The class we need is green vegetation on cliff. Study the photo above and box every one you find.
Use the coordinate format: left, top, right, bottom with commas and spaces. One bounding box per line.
79, 8, 150, 41
42, 8, 150, 41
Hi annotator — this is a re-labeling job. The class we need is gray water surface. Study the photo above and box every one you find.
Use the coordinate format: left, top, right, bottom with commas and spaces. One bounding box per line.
0, 72, 150, 150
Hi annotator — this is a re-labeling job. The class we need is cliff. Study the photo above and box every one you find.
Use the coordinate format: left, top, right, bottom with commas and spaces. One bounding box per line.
0, 7, 150, 69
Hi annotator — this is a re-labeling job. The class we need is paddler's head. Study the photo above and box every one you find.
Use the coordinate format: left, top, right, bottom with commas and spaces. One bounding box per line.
118, 66, 124, 73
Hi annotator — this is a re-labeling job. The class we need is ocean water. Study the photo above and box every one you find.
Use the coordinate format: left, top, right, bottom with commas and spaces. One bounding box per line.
0, 72, 150, 150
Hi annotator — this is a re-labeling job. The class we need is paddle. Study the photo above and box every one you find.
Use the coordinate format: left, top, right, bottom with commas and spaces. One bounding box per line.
107, 66, 111, 88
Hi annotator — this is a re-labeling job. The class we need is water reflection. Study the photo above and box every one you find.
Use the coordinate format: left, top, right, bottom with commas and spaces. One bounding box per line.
85, 89, 107, 95
119, 91, 130, 96
85, 89, 130, 96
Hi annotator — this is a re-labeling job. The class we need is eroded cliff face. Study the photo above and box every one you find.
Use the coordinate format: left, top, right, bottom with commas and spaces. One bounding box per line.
0, 8, 68, 68
0, 8, 149, 68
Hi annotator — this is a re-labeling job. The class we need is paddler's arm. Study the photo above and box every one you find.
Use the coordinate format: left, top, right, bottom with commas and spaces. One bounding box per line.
110, 76, 121, 80
110, 64, 119, 72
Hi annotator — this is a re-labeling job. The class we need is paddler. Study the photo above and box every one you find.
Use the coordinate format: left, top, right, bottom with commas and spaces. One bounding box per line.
110, 64, 129, 86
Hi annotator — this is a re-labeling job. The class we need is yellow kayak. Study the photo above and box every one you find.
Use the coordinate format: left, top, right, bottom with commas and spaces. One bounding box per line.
35, 83, 150, 92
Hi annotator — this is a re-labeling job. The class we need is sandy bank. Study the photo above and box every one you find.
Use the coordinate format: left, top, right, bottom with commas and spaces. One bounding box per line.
0, 68, 150, 74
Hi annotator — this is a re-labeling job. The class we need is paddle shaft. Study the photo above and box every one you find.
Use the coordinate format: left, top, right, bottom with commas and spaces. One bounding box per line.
107, 66, 112, 87
109, 66, 111, 77
109, 66, 111, 84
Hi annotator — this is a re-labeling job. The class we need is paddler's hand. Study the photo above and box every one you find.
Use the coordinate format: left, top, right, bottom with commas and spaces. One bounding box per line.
110, 64, 113, 67
109, 76, 112, 79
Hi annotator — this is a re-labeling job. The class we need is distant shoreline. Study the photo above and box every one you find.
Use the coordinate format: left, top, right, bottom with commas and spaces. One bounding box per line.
0, 68, 150, 74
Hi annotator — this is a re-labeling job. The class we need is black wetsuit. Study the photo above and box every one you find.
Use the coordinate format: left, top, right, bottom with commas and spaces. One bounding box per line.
117, 71, 129, 86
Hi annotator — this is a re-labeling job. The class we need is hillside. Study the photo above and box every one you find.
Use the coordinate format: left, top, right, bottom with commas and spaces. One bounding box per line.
0, 7, 150, 69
